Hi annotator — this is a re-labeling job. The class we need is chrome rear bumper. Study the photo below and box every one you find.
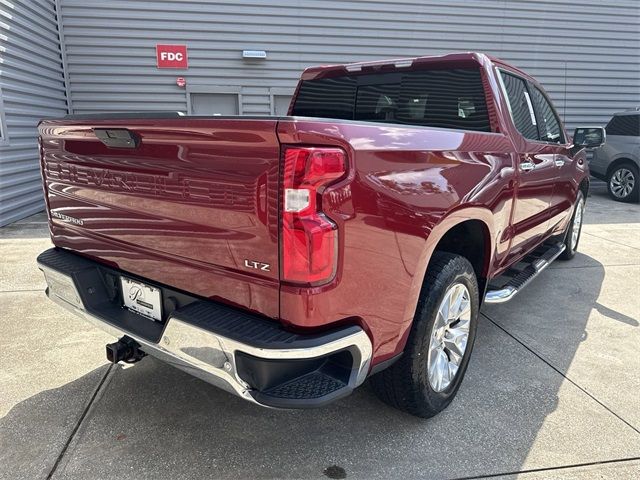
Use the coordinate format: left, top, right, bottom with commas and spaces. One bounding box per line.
38, 248, 372, 408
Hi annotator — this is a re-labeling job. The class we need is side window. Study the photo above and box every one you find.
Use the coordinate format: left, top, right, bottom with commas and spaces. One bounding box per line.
606, 117, 622, 135
606, 115, 640, 136
499, 71, 539, 140
529, 85, 563, 143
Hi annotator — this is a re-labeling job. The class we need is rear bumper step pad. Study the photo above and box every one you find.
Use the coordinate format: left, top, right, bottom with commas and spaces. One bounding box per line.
37, 247, 372, 408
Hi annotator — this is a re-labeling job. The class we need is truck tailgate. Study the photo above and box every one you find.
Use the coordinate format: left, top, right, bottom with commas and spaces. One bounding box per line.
38, 118, 281, 318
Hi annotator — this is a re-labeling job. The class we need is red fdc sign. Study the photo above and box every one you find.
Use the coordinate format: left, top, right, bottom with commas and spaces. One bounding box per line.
156, 44, 188, 69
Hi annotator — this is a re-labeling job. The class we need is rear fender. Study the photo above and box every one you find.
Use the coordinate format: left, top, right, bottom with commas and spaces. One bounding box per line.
394, 207, 495, 355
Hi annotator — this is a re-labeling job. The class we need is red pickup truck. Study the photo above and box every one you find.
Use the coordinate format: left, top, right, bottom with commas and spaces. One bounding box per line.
37, 53, 604, 417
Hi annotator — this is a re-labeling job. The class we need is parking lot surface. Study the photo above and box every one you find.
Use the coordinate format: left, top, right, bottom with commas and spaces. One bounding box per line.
1, 183, 639, 480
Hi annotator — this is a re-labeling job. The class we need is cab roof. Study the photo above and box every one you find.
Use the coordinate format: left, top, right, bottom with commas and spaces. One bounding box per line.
300, 51, 532, 82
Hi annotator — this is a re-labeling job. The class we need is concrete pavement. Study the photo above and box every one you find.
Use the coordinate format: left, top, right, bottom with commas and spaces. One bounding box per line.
1, 183, 639, 480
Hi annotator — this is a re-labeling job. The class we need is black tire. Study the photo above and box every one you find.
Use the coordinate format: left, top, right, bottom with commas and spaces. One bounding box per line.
607, 163, 639, 203
559, 191, 585, 261
370, 252, 479, 418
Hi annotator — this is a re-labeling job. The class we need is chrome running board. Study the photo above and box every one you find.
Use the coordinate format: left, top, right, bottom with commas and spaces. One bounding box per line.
484, 242, 566, 304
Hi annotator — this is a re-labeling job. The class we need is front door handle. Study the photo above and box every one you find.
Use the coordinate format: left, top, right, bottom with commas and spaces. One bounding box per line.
555, 158, 565, 167
520, 161, 535, 172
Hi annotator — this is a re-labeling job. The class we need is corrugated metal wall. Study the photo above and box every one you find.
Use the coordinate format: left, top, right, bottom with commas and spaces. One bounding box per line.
0, 0, 68, 226
1, 0, 638, 224
58, 0, 639, 127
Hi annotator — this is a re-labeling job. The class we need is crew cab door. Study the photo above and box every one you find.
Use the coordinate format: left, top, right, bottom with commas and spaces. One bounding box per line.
527, 83, 576, 236
498, 70, 556, 260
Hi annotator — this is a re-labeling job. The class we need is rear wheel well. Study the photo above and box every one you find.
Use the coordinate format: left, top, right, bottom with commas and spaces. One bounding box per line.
430, 220, 490, 293
606, 158, 638, 178
579, 177, 589, 199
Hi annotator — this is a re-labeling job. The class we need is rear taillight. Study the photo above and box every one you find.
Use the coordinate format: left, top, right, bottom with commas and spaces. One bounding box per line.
281, 147, 346, 285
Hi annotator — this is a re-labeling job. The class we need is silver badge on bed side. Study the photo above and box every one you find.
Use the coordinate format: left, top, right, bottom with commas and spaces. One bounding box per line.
50, 210, 84, 226
244, 259, 271, 272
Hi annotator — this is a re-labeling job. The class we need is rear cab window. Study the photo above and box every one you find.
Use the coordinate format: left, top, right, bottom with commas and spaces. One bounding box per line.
292, 67, 491, 132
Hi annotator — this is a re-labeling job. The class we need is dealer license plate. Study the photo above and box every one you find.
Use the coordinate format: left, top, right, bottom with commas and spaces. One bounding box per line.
120, 276, 162, 321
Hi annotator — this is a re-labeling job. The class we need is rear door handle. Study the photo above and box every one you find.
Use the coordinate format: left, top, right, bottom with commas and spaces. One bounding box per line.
520, 161, 535, 172
555, 158, 566, 167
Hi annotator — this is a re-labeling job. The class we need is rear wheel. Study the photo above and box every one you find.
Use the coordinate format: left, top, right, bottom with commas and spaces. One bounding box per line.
370, 252, 479, 418
559, 191, 585, 261
607, 163, 639, 203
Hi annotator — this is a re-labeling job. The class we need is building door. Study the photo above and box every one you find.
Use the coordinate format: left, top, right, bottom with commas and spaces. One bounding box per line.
273, 95, 292, 115
270, 88, 293, 116
188, 87, 241, 116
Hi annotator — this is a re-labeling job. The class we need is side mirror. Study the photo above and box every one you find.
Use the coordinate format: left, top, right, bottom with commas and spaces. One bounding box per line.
573, 126, 606, 149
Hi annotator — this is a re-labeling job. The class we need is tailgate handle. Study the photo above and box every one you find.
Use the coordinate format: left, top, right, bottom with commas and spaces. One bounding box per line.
94, 128, 140, 149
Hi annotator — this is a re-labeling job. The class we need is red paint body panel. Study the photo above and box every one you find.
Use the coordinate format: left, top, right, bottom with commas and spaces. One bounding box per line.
276, 121, 516, 361
39, 119, 281, 317
37, 53, 589, 369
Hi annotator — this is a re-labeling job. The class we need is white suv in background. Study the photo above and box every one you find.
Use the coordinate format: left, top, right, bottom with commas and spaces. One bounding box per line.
589, 109, 640, 202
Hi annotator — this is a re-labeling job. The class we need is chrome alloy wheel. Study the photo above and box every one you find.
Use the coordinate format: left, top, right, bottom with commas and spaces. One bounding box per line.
427, 283, 471, 392
571, 197, 585, 251
610, 168, 636, 199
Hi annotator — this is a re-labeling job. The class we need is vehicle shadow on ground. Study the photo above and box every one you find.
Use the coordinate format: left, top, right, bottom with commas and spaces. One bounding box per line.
583, 184, 640, 225
0, 222, 50, 240
2, 254, 621, 480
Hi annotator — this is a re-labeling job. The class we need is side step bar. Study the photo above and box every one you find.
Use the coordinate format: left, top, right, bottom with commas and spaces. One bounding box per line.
484, 242, 566, 304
